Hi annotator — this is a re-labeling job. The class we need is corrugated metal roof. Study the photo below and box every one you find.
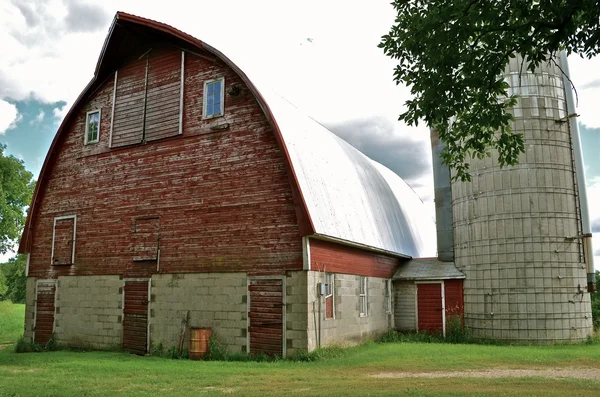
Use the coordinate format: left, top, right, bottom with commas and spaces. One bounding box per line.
392, 258, 465, 280
260, 91, 437, 258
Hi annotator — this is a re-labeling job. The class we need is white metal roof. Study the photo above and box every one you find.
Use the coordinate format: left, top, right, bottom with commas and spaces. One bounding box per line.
392, 258, 465, 280
260, 90, 436, 258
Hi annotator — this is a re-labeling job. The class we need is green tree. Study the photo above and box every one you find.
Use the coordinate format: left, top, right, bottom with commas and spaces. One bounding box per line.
0, 269, 7, 297
379, 0, 600, 181
1, 254, 27, 303
592, 271, 600, 330
0, 144, 35, 254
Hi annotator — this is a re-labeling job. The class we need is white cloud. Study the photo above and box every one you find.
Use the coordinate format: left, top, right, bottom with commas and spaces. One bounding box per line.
567, 55, 600, 128
587, 176, 600, 233
0, 99, 20, 134
586, 176, 600, 274
30, 109, 46, 125
53, 104, 69, 122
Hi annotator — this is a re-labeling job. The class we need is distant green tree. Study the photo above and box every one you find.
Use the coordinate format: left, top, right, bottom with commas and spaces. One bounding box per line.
1, 254, 27, 303
0, 144, 35, 254
379, 0, 600, 181
592, 271, 600, 330
0, 269, 7, 298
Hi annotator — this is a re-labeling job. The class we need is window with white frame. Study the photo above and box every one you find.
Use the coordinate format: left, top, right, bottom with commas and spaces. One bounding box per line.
385, 279, 392, 314
51, 215, 77, 265
359, 276, 367, 317
203, 78, 224, 119
85, 110, 101, 144
325, 272, 334, 319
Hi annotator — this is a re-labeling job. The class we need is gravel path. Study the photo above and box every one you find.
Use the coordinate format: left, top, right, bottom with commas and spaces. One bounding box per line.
370, 368, 600, 380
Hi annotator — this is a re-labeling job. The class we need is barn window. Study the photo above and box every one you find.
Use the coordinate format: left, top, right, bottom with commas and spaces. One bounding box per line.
359, 276, 367, 317
325, 272, 334, 319
133, 217, 160, 261
51, 215, 76, 265
203, 78, 224, 119
385, 279, 392, 314
85, 110, 101, 144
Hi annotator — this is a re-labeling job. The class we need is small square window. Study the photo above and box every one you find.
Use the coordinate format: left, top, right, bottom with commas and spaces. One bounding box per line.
359, 276, 367, 317
203, 78, 224, 119
85, 110, 101, 144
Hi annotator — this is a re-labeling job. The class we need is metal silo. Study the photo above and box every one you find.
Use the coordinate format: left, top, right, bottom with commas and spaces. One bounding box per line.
449, 54, 594, 342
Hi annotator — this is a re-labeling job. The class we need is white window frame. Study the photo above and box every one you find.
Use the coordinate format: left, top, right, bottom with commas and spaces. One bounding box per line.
85, 109, 101, 145
385, 279, 392, 314
50, 214, 77, 265
359, 276, 367, 317
325, 272, 335, 319
202, 77, 225, 119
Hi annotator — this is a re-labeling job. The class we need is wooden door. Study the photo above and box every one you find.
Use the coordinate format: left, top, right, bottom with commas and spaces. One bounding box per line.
122, 280, 149, 354
417, 282, 444, 334
248, 278, 284, 357
34, 281, 56, 345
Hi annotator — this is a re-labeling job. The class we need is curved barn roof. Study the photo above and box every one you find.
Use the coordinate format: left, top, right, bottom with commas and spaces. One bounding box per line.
19, 12, 435, 259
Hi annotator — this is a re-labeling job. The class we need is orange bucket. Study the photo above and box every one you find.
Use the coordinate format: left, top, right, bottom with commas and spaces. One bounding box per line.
189, 327, 212, 360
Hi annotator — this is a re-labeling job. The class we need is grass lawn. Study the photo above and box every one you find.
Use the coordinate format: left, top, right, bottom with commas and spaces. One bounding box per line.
0, 301, 25, 344
1, 301, 598, 395
1, 340, 599, 396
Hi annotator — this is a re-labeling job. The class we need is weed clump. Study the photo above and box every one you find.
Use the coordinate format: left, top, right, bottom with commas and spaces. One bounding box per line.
14, 334, 59, 353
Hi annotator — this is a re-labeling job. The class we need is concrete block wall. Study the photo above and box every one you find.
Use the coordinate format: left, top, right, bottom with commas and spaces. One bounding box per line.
307, 271, 391, 350
285, 271, 309, 355
393, 281, 416, 331
150, 272, 247, 353
54, 275, 123, 349
23, 277, 37, 342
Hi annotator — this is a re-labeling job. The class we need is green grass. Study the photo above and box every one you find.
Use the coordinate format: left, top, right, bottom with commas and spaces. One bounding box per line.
1, 303, 599, 395
0, 300, 25, 344
1, 340, 599, 396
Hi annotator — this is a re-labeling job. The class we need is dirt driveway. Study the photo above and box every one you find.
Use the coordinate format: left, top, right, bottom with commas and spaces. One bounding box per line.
371, 368, 600, 380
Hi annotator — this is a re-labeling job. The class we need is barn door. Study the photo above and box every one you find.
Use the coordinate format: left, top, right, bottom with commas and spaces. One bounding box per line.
122, 279, 150, 354
34, 280, 57, 345
247, 278, 285, 357
417, 282, 445, 335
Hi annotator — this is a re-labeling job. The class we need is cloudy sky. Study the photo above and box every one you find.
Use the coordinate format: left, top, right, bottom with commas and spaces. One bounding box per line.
1, 0, 599, 265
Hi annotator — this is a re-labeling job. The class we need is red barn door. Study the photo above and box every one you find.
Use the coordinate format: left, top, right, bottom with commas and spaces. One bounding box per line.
34, 280, 57, 345
248, 278, 285, 357
122, 279, 150, 355
417, 282, 444, 334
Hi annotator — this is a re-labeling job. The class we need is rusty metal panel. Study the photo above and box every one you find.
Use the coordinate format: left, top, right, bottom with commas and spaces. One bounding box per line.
122, 280, 149, 354
248, 279, 283, 356
111, 55, 146, 147
34, 281, 56, 345
145, 48, 181, 142
133, 217, 159, 261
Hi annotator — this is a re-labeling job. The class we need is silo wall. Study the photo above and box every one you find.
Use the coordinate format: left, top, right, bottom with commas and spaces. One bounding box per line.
451, 55, 593, 342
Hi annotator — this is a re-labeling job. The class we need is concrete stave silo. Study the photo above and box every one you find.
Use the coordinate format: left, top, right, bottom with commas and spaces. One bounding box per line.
448, 54, 593, 342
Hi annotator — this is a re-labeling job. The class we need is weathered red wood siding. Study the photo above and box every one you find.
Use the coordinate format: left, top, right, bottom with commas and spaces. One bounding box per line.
417, 283, 443, 334
444, 279, 464, 320
310, 239, 399, 278
122, 280, 149, 354
34, 281, 56, 345
28, 45, 302, 279
248, 279, 284, 356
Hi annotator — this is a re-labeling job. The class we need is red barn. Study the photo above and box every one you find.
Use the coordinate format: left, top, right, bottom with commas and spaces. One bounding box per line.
19, 12, 458, 356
